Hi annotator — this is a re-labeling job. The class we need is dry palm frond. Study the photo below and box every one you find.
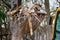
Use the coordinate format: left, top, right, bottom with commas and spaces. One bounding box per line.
7, 5, 47, 40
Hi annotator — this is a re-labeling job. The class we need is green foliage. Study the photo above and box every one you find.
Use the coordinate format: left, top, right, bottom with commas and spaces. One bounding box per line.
0, 6, 7, 20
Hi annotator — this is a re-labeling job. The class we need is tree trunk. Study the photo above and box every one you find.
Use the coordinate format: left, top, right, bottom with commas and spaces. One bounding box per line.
45, 0, 52, 40
18, 0, 21, 6
45, 0, 50, 15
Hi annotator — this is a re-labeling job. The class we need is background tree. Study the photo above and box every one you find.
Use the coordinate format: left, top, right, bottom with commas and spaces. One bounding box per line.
0, 6, 8, 40
45, 0, 52, 40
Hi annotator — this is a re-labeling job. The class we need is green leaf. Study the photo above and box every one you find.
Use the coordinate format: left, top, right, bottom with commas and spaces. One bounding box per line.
0, 7, 7, 20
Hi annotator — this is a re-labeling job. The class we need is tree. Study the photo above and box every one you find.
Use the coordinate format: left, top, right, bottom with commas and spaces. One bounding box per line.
18, 0, 21, 6
0, 6, 8, 40
45, 0, 52, 40
45, 0, 50, 15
